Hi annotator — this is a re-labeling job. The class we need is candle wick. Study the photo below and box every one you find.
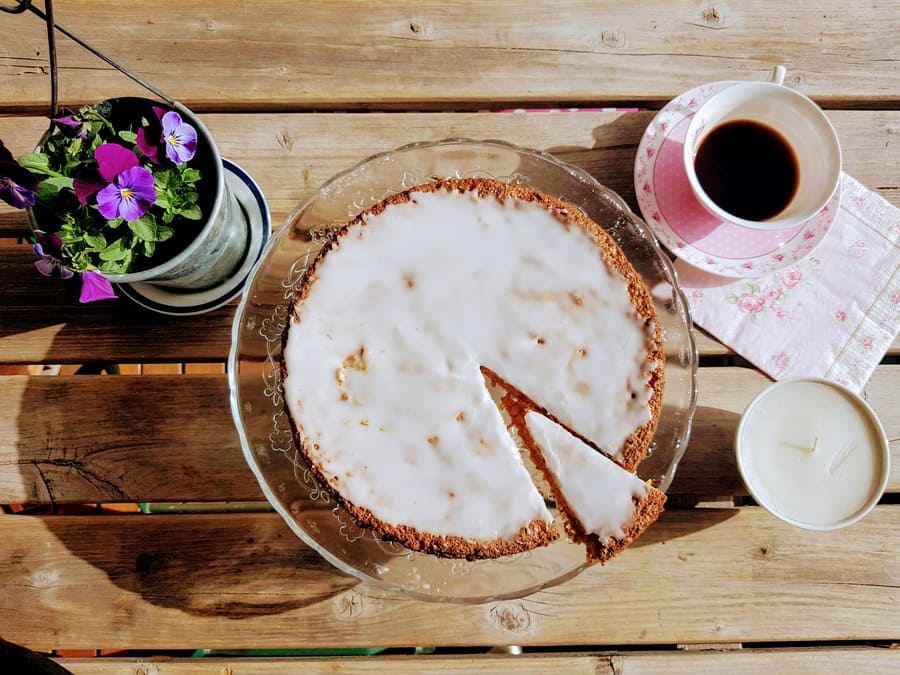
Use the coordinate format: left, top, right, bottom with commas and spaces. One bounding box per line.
811, 436, 820, 453
828, 441, 856, 475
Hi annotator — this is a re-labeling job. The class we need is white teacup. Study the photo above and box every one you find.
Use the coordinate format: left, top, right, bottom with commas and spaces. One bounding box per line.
683, 66, 842, 231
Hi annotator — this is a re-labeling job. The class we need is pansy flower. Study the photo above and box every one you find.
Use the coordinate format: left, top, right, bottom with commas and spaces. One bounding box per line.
78, 270, 117, 303
73, 143, 158, 219
96, 165, 157, 221
161, 111, 197, 164
33, 231, 116, 303
0, 139, 39, 209
33, 231, 75, 279
52, 108, 88, 140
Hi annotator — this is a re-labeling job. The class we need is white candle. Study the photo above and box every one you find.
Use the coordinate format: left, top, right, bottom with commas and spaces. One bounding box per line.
735, 378, 890, 530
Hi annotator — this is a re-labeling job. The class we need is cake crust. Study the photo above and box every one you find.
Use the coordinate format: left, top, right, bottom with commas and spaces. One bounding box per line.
281, 177, 665, 560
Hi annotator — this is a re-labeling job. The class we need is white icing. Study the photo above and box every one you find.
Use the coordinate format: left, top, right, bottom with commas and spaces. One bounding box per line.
283, 185, 656, 543
525, 412, 649, 542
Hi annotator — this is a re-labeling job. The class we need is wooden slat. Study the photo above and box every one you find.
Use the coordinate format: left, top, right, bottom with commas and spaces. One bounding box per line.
2, 109, 898, 239
1, 110, 897, 364
0, 374, 257, 504
1, 366, 898, 505
0, 1, 898, 113
2, 506, 899, 651
52, 648, 900, 674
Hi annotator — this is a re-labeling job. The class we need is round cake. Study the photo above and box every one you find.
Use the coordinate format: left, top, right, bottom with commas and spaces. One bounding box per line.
281, 177, 665, 561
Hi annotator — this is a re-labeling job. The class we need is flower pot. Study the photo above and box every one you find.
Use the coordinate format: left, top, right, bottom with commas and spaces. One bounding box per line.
28, 97, 249, 291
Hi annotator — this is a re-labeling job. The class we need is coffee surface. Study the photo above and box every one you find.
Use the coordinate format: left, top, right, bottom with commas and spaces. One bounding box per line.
694, 119, 799, 222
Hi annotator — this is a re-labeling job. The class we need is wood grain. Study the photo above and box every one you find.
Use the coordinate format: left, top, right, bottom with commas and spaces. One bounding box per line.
0, 1, 898, 113
52, 648, 900, 674
2, 110, 898, 239
2, 507, 899, 651
1, 366, 897, 504
0, 109, 898, 364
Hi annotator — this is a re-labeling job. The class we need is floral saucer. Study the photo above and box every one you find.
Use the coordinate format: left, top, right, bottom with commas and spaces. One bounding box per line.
634, 81, 839, 278
117, 159, 271, 315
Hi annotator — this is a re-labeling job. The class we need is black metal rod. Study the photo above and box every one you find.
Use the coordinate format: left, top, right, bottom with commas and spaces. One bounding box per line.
10, 0, 175, 106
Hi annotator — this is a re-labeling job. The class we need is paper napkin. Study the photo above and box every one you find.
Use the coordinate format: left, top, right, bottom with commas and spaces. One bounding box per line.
675, 173, 900, 393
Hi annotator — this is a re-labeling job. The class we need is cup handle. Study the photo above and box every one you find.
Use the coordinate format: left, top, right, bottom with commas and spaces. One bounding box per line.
769, 64, 787, 85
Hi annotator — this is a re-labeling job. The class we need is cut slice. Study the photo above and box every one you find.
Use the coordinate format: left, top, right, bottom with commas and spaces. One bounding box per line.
523, 412, 667, 564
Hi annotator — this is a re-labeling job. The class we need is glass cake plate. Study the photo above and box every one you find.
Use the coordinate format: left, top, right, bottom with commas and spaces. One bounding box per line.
228, 139, 698, 603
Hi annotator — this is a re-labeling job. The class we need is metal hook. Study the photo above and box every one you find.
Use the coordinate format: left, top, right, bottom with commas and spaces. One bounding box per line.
5, 0, 175, 117
0, 0, 31, 15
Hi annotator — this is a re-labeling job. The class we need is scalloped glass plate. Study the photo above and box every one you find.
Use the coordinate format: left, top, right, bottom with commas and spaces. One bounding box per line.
228, 139, 698, 603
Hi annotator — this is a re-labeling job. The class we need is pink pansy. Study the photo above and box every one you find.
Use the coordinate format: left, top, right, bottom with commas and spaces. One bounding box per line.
135, 127, 159, 164
781, 268, 803, 288
73, 143, 141, 206
737, 293, 765, 314
95, 143, 139, 181
78, 270, 117, 303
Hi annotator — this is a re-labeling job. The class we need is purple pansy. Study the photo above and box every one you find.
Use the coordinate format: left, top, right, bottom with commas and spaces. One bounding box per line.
79, 270, 117, 303
33, 231, 75, 279
161, 111, 197, 164
73, 143, 141, 206
0, 139, 39, 209
96, 165, 157, 221
52, 108, 87, 139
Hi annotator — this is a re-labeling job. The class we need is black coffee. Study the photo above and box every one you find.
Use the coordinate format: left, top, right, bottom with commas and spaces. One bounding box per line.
694, 119, 799, 222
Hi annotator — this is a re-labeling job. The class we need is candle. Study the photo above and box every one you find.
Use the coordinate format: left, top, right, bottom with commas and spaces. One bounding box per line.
735, 377, 890, 530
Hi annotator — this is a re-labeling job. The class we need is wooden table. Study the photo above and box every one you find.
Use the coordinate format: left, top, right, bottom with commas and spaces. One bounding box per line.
1, 2, 898, 672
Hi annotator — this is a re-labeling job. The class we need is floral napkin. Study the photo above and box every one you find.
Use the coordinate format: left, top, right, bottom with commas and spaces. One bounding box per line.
675, 173, 900, 393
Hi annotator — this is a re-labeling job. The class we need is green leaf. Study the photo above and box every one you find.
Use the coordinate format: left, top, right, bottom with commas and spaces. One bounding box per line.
128, 215, 157, 242
18, 152, 52, 174
82, 233, 107, 250
99, 237, 130, 261
142, 239, 156, 258
181, 168, 202, 183
35, 175, 74, 202
118, 130, 137, 143
98, 255, 131, 275
179, 204, 202, 220
156, 225, 174, 242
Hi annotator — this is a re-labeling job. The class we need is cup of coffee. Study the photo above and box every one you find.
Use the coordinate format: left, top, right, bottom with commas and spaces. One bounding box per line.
683, 66, 842, 231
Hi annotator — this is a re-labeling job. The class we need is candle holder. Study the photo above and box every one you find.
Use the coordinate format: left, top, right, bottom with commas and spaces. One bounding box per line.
735, 377, 890, 531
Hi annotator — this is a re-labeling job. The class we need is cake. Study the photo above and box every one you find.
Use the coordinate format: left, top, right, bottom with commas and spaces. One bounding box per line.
281, 177, 665, 561
522, 412, 667, 563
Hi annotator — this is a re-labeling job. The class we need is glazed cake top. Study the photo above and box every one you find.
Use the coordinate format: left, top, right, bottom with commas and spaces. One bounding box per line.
282, 180, 658, 542
525, 412, 651, 542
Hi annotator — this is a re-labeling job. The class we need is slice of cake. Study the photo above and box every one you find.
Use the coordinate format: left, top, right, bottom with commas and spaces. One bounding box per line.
523, 412, 667, 563
281, 177, 664, 560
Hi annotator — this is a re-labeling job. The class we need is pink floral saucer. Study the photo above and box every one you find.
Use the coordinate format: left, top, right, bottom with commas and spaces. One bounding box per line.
634, 81, 839, 278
